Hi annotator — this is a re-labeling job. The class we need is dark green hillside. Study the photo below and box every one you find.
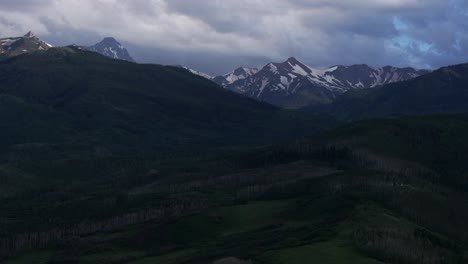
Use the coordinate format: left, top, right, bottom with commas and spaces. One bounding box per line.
297, 114, 468, 191
321, 63, 468, 120
2, 114, 468, 263
0, 47, 333, 161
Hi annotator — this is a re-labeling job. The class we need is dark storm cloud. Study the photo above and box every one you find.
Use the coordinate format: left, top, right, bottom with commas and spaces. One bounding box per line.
0, 0, 466, 74
163, 0, 468, 70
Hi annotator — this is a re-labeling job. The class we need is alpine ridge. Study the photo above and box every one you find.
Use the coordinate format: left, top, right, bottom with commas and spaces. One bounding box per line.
181, 66, 213, 80
212, 67, 259, 87
323, 62, 468, 120
190, 57, 430, 108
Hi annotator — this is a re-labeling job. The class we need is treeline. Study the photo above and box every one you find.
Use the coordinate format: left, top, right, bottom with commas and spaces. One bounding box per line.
354, 225, 462, 264
0, 199, 206, 259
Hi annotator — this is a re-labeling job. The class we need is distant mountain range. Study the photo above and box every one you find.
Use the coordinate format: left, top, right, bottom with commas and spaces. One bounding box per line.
0, 32, 134, 62
185, 57, 430, 108
0, 32, 433, 110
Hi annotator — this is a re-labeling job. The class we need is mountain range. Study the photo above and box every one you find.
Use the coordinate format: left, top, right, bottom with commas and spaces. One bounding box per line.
321, 62, 468, 120
1, 32, 431, 110
187, 57, 430, 108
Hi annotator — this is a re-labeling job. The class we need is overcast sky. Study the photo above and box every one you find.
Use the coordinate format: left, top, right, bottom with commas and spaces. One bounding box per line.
0, 0, 467, 75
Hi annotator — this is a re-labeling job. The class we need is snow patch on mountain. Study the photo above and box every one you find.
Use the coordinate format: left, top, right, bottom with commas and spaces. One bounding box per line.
280, 76, 291, 89
290, 62, 309, 76
258, 79, 270, 97
181, 66, 213, 79
268, 63, 279, 74
0, 38, 19, 48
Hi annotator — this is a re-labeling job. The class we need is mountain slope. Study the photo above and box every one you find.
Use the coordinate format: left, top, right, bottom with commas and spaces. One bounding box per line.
0, 46, 333, 161
0, 32, 52, 58
324, 62, 468, 120
87, 37, 134, 62
212, 57, 429, 108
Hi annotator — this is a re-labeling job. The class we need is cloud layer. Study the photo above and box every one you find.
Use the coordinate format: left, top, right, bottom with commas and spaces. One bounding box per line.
0, 0, 466, 74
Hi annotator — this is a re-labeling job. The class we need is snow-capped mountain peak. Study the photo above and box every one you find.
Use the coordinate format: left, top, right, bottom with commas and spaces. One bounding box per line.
0, 32, 53, 57
87, 37, 134, 62
24, 31, 37, 38
100, 37, 123, 49
225, 67, 259, 83
285, 57, 308, 68
212, 66, 259, 87
283, 57, 313, 76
